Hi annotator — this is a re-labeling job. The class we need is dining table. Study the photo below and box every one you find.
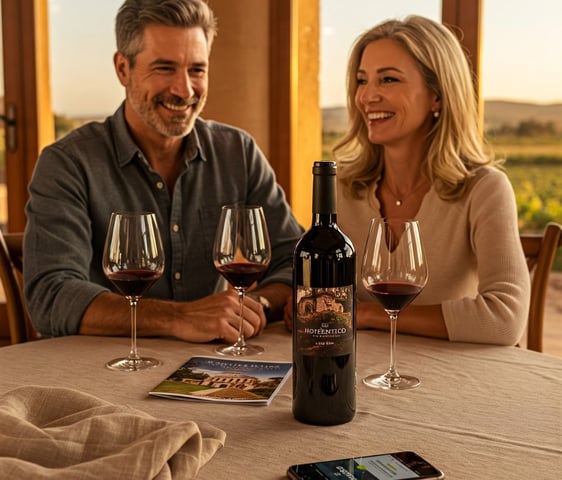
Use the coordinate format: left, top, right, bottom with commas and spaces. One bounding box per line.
0, 321, 560, 479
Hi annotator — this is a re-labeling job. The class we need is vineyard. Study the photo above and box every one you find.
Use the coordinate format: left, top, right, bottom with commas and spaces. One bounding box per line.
322, 129, 562, 269
493, 136, 562, 269
500, 158, 562, 232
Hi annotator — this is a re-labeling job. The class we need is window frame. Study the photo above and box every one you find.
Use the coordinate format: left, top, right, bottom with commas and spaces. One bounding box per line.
1, 0, 53, 232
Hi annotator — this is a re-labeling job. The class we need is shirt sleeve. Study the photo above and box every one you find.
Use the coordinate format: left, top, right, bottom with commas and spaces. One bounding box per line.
442, 170, 530, 345
24, 143, 108, 337
24, 122, 305, 337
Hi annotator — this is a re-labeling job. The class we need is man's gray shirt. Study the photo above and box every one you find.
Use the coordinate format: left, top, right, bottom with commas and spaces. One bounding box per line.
24, 104, 304, 336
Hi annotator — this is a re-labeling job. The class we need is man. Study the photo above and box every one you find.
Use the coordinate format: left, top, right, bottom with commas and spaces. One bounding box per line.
23, 0, 303, 344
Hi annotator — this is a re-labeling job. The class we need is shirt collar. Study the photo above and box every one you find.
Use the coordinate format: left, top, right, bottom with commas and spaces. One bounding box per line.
110, 102, 208, 167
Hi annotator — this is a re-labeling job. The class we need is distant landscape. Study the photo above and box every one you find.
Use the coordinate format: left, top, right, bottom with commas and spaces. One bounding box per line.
321, 100, 562, 269
1, 99, 560, 266
322, 100, 562, 133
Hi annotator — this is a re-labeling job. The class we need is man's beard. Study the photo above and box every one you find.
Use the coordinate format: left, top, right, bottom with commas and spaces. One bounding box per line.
128, 85, 205, 138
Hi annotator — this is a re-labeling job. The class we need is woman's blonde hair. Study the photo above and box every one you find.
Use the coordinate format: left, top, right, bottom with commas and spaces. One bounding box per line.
334, 15, 498, 200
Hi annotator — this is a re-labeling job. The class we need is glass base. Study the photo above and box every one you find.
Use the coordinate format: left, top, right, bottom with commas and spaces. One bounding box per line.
215, 343, 264, 356
363, 373, 420, 390
106, 356, 161, 371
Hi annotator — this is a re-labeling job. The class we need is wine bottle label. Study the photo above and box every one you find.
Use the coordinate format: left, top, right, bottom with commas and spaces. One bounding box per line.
295, 285, 354, 355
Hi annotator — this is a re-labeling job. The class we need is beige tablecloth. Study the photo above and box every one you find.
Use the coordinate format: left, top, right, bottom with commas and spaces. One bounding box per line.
0, 323, 560, 479
0, 385, 225, 479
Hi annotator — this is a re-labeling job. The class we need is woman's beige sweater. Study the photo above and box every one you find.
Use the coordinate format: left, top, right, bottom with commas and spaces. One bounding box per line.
338, 166, 530, 345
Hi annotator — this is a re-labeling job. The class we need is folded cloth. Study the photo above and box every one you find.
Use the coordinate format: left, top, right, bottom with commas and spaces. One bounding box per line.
0, 385, 226, 479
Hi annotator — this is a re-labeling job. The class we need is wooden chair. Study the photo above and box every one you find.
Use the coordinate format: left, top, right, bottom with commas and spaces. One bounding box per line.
520, 222, 562, 352
0, 231, 33, 344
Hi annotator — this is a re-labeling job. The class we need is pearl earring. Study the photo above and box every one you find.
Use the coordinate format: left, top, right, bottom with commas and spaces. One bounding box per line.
433, 110, 440, 119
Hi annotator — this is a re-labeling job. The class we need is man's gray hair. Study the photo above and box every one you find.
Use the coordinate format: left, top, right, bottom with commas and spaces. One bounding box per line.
116, 0, 217, 66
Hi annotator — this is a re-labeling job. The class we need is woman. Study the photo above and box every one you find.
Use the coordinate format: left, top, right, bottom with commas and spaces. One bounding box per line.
333, 16, 529, 345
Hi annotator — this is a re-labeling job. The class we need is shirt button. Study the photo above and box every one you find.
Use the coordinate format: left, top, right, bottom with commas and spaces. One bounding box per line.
174, 272, 181, 281
156, 181, 165, 190
172, 224, 180, 233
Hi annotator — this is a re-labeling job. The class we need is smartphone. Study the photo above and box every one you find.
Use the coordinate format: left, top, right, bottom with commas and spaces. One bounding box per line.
287, 451, 444, 480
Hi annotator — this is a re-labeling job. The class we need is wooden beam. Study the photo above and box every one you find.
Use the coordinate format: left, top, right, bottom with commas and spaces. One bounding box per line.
269, 0, 321, 225
205, 0, 319, 227
1, 0, 53, 232
269, 0, 292, 198
441, 0, 483, 128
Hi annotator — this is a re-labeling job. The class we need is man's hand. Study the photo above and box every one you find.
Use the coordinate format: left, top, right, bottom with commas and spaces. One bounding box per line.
79, 290, 266, 343
172, 289, 266, 343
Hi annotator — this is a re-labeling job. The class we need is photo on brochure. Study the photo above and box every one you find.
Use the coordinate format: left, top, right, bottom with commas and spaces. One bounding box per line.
150, 355, 292, 406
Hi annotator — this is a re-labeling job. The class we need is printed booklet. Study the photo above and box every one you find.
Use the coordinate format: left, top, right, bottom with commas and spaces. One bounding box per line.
149, 355, 292, 406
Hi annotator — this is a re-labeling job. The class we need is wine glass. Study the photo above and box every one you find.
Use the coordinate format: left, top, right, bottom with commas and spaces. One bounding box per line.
102, 211, 165, 371
214, 205, 271, 356
361, 218, 428, 390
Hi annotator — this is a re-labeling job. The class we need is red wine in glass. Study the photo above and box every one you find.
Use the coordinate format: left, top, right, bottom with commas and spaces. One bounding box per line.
107, 270, 162, 298
103, 212, 165, 371
365, 282, 423, 312
361, 218, 428, 390
214, 205, 271, 356
216, 262, 268, 290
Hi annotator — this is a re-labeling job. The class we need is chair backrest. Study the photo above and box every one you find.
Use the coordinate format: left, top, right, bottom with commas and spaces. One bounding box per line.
520, 222, 562, 352
0, 231, 30, 344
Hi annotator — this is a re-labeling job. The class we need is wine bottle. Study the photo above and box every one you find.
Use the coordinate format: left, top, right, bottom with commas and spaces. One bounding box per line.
292, 160, 356, 425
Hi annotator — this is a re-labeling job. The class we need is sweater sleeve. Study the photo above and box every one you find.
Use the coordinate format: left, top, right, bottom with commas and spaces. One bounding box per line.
442, 170, 530, 345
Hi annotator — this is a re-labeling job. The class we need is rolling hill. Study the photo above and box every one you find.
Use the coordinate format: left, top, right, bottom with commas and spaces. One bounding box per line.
322, 100, 562, 133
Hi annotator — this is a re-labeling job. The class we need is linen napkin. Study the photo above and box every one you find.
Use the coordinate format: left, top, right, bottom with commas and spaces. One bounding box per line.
0, 385, 226, 479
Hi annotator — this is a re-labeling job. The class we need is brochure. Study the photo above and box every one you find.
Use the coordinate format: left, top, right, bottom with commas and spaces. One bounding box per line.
149, 355, 292, 406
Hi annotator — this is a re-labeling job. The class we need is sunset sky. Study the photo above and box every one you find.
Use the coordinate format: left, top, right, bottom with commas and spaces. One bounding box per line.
320, 0, 562, 107
47, 0, 562, 117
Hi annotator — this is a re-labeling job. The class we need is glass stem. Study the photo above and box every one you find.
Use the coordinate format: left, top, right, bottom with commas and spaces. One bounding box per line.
128, 297, 141, 362
233, 289, 247, 349
387, 312, 400, 382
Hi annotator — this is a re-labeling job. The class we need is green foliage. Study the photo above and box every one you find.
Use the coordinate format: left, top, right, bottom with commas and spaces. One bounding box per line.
508, 165, 562, 229
504, 160, 562, 270
322, 131, 340, 160
54, 114, 80, 140
488, 119, 560, 137
322, 129, 562, 269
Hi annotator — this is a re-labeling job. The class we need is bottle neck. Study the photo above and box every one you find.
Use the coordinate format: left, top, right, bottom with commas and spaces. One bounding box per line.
312, 171, 337, 226
313, 212, 337, 226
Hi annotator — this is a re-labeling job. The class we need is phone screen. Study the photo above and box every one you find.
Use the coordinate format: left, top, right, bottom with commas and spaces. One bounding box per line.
287, 451, 444, 480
